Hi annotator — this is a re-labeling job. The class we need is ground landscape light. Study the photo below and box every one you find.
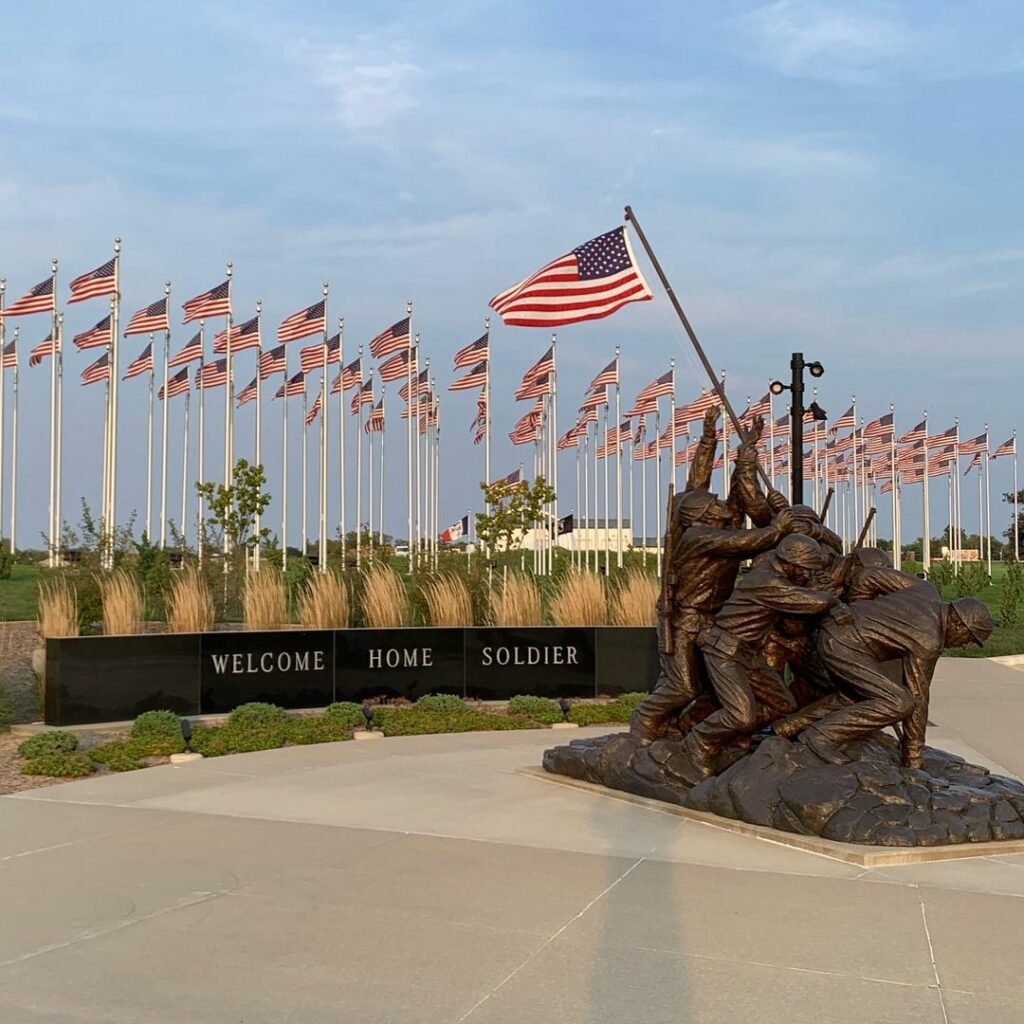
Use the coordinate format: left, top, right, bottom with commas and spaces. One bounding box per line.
559, 697, 571, 722
361, 704, 374, 730
180, 718, 192, 753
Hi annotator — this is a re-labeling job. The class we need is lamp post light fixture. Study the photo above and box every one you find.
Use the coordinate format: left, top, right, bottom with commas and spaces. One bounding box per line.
361, 703, 375, 732
770, 353, 827, 505
180, 718, 193, 753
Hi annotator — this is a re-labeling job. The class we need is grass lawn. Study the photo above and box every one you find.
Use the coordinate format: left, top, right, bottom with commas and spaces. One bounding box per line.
0, 564, 40, 622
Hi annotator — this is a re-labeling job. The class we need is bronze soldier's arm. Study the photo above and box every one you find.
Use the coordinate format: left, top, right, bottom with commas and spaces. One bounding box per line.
682, 520, 787, 560
686, 407, 719, 492
900, 653, 939, 768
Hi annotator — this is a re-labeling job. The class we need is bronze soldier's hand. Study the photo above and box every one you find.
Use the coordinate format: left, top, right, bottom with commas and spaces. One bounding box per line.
702, 405, 721, 439
773, 507, 799, 533
747, 414, 765, 446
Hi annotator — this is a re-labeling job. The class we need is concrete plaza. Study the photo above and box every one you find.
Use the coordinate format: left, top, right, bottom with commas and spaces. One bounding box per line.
1, 658, 1022, 1023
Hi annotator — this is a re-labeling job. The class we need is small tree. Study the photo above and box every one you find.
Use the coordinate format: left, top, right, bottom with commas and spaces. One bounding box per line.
195, 459, 272, 556
475, 475, 556, 556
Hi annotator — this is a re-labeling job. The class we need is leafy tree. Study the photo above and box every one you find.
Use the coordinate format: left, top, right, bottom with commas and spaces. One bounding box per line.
195, 459, 272, 555
1002, 489, 1024, 560
475, 475, 556, 555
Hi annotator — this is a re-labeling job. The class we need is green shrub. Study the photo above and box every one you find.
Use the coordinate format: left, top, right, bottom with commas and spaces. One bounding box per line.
89, 741, 145, 772
20, 752, 94, 778
285, 716, 352, 745
18, 730, 78, 758
0, 687, 11, 731
414, 694, 466, 714
228, 702, 289, 728
189, 725, 234, 757
927, 561, 954, 589
323, 702, 366, 729
954, 562, 988, 597
568, 701, 631, 726
132, 710, 182, 740
614, 692, 647, 712
0, 549, 13, 580
506, 695, 561, 724
901, 560, 922, 577
374, 707, 531, 736
1000, 562, 1024, 627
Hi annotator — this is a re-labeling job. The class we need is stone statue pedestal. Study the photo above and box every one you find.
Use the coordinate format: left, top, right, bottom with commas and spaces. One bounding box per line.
543, 731, 1024, 849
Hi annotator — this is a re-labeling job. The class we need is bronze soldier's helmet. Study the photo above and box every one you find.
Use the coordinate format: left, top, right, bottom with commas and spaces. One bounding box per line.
674, 489, 718, 527
790, 504, 822, 524
950, 597, 994, 647
775, 533, 824, 570
851, 547, 890, 569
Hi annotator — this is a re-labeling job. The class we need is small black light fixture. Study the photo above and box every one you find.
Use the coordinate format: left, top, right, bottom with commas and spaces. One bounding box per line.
361, 703, 375, 731
769, 379, 786, 396
807, 360, 825, 378
558, 697, 571, 723
180, 718, 193, 753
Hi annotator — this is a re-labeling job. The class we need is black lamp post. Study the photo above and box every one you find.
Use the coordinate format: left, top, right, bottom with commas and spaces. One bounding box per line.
770, 353, 826, 505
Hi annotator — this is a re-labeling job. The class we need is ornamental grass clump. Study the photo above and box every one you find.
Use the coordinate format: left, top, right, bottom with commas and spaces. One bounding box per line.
296, 571, 350, 630
610, 570, 659, 626
244, 568, 287, 631
549, 570, 607, 626
99, 570, 144, 636
166, 565, 215, 633
421, 573, 473, 627
361, 564, 410, 627
488, 572, 543, 627
37, 576, 79, 638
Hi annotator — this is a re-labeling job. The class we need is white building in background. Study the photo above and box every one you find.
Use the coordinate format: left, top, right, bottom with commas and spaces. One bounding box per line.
519, 518, 633, 553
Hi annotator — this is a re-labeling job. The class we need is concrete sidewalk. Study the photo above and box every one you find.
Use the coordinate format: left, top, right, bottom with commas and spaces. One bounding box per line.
1, 658, 1022, 1023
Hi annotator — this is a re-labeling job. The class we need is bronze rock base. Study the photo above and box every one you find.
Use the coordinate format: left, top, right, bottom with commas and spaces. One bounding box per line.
542, 732, 1024, 848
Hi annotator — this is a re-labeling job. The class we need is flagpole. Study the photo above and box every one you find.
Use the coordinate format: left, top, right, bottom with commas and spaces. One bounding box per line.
591, 412, 600, 572
627, 425, 634, 563
197, 324, 206, 562
922, 411, 931, 571
615, 347, 623, 569
889, 403, 898, 569
550, 332, 558, 576
1014, 431, 1020, 562
582, 429, 590, 570
47, 259, 57, 567
368, 401, 375, 562
954, 418, 962, 570
768, 381, 776, 490
985, 425, 992, 577
9, 329, 18, 557
301, 390, 308, 559
338, 317, 345, 567
160, 282, 170, 548
574, 438, 581, 570
850, 397, 859, 537
251, 301, 262, 569
0, 278, 5, 547
56, 311, 64, 564
182, 390, 190, 542
146, 333, 154, 539
654, 405, 662, 576
281, 364, 288, 571
102, 301, 111, 547
602, 393, 610, 574
640, 419, 647, 568
109, 239, 121, 560
379, 394, 387, 548
319, 283, 329, 573
485, 319, 493, 553
406, 300, 414, 570
416, 344, 426, 569
356, 356, 363, 570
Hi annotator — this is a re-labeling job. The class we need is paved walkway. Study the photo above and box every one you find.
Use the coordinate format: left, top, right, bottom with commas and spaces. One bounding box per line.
1, 659, 1022, 1023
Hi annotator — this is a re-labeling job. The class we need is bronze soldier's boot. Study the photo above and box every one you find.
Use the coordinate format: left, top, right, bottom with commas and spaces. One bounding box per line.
629, 708, 669, 746
679, 729, 719, 782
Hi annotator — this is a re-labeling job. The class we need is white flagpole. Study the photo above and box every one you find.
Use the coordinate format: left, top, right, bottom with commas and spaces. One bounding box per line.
319, 282, 329, 573
8, 352, 16, 557
281, 366, 288, 571
616, 347, 623, 569
484, 318, 491, 558
627, 425, 634, 560
640, 419, 647, 568
954, 418, 962, 569
655, 405, 662, 576
889, 403, 898, 569
253, 301, 262, 570
368, 402, 375, 562
768, 380, 776, 490
0, 279, 5, 546
56, 311, 64, 562
435, 395, 441, 570
301, 390, 308, 559
602, 394, 610, 573
197, 326, 206, 559
47, 259, 57, 567
160, 282, 170, 548
669, 358, 677, 492
574, 438, 581, 569
108, 239, 121, 558
406, 300, 414, 568
181, 390, 190, 540
591, 411, 599, 572
812, 389, 821, 511
417, 346, 426, 569
1014, 431, 1020, 561
922, 411, 931, 571
355, 362, 363, 570
850, 396, 859, 535
550, 332, 558, 576
985, 425, 992, 576
583, 429, 590, 570
338, 317, 345, 565
379, 394, 387, 547
146, 333, 154, 539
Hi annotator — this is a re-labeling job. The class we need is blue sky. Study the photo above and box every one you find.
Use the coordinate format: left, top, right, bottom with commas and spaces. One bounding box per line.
1, 0, 1022, 547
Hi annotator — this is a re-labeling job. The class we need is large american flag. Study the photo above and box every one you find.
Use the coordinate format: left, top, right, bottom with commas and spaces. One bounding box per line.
275, 371, 306, 399
626, 399, 656, 419
159, 367, 190, 401
364, 399, 384, 434
299, 334, 341, 374
122, 343, 154, 380
4, 277, 55, 318
125, 298, 170, 336
1, 340, 16, 369
636, 371, 674, 404
449, 361, 487, 391
350, 379, 374, 414
959, 433, 988, 457
237, 377, 258, 406
830, 405, 856, 434
898, 420, 927, 445
169, 332, 203, 367
992, 437, 1016, 460
587, 359, 618, 392
259, 344, 287, 380
926, 425, 957, 447
278, 300, 326, 343
490, 468, 523, 486
73, 315, 112, 351
368, 317, 411, 359
68, 258, 116, 303
196, 359, 228, 389
453, 333, 488, 368
863, 413, 894, 440
379, 349, 415, 383
331, 358, 362, 395
579, 387, 607, 411
399, 368, 430, 402
515, 372, 551, 401
510, 410, 541, 445
490, 226, 652, 327
214, 316, 260, 354
29, 334, 57, 367
743, 393, 772, 420
520, 346, 554, 384
675, 390, 720, 423
305, 394, 322, 427
183, 281, 230, 323
80, 352, 109, 386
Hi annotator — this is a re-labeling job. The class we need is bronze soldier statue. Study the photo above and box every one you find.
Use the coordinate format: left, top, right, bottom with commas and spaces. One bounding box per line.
799, 586, 993, 767
630, 408, 801, 744
679, 533, 844, 779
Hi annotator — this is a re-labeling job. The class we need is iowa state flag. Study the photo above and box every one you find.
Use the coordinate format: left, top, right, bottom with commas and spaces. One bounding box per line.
440, 514, 470, 543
